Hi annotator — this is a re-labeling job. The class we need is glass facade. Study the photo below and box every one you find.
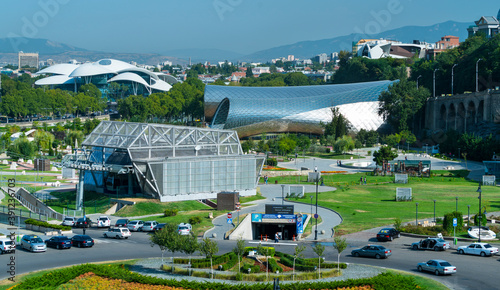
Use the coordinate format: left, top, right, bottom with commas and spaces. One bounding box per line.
205, 80, 397, 137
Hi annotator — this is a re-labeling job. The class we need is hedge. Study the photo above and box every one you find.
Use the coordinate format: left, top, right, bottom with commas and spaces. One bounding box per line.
244, 246, 275, 257
240, 263, 261, 274
12, 264, 421, 290
174, 253, 232, 268
267, 258, 283, 273
275, 252, 346, 271
221, 252, 238, 271
25, 218, 71, 231
266, 158, 277, 166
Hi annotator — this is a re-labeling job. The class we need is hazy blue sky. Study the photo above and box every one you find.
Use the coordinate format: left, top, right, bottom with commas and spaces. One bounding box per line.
0, 0, 498, 54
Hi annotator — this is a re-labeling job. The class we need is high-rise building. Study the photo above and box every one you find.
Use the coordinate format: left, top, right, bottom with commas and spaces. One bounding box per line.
18, 52, 39, 69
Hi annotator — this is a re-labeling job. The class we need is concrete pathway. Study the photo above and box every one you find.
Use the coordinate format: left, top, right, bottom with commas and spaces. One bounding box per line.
204, 184, 342, 242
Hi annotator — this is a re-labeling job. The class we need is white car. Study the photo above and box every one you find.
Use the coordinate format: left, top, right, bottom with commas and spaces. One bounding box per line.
142, 221, 158, 232
97, 216, 111, 228
0, 238, 16, 254
103, 227, 131, 239
62, 217, 76, 227
177, 223, 192, 235
127, 220, 144, 232
457, 242, 499, 257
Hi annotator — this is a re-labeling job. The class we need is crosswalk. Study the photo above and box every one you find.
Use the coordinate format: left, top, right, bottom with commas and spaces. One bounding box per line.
93, 237, 140, 244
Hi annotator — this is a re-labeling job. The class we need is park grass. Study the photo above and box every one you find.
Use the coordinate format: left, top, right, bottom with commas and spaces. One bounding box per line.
45, 190, 113, 215
115, 200, 211, 217
284, 171, 500, 234
305, 152, 365, 160
386, 269, 449, 290
303, 215, 323, 237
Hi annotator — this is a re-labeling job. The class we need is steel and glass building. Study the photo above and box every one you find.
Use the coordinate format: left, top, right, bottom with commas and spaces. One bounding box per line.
205, 80, 397, 138
68, 121, 265, 202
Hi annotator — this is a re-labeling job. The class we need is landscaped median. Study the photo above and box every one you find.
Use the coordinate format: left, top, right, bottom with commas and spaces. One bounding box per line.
24, 218, 72, 235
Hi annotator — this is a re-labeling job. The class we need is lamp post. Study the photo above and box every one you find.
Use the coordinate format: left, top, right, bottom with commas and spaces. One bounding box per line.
458, 148, 461, 162
455, 197, 459, 212
310, 195, 313, 219
467, 205, 470, 226
433, 69, 439, 98
281, 184, 285, 205
451, 64, 457, 95
477, 185, 482, 242
415, 202, 419, 226
416, 75, 422, 89
314, 173, 319, 241
476, 58, 483, 92
433, 200, 436, 223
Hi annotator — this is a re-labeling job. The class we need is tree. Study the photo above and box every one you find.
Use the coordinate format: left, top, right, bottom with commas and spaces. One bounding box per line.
64, 130, 84, 149
162, 223, 182, 272
256, 243, 272, 281
149, 227, 171, 265
33, 130, 55, 151
323, 108, 350, 140
179, 234, 198, 275
7, 137, 37, 159
245, 67, 253, 78
373, 145, 398, 166
311, 243, 325, 278
378, 79, 430, 132
199, 238, 219, 279
292, 244, 306, 281
332, 236, 348, 272
284, 72, 309, 86
232, 238, 245, 273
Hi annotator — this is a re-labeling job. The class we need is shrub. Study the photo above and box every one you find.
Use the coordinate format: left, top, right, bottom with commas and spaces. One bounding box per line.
189, 216, 202, 225
240, 263, 261, 274
393, 217, 402, 231
25, 218, 71, 231
443, 211, 463, 233
267, 258, 283, 273
473, 213, 487, 226
164, 209, 178, 217
266, 158, 277, 166
244, 246, 275, 257
325, 148, 331, 153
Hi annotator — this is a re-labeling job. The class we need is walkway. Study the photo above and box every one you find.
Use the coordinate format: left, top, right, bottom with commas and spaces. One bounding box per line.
204, 184, 343, 241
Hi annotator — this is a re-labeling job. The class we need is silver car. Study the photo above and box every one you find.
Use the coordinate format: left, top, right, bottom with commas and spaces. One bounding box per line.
62, 217, 76, 227
127, 220, 144, 232
411, 238, 450, 251
21, 235, 47, 253
417, 259, 456, 276
142, 221, 158, 232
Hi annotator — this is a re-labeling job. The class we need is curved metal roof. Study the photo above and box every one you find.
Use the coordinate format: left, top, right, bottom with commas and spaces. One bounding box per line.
107, 72, 150, 87
35, 64, 80, 76
149, 79, 172, 92
35, 75, 78, 85
69, 63, 115, 77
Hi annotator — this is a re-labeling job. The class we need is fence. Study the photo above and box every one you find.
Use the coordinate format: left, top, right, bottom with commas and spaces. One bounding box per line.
0, 205, 48, 224
1, 187, 64, 221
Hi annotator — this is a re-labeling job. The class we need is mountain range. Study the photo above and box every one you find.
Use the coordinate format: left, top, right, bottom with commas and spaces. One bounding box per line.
0, 20, 473, 66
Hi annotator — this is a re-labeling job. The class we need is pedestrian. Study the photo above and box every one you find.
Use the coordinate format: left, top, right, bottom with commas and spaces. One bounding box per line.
264, 176, 268, 185
275, 232, 279, 243
339, 160, 342, 166
360, 177, 363, 185
331, 227, 335, 238
295, 152, 298, 160
363, 176, 366, 185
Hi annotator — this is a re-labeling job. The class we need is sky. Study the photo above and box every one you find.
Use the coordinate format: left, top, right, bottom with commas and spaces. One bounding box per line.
0, 0, 498, 55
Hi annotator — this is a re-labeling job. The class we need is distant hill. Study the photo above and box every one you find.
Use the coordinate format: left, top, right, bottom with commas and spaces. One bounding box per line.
241, 21, 472, 62
163, 48, 244, 64
0, 37, 86, 54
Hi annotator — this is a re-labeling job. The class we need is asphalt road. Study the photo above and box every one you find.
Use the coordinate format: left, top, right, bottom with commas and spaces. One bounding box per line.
1, 226, 498, 289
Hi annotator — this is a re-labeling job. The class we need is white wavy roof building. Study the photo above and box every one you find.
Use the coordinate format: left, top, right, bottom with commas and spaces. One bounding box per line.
35, 59, 172, 95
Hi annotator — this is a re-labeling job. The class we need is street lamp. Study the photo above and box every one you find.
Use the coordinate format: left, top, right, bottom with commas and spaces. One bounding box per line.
477, 185, 482, 242
455, 197, 459, 212
451, 64, 458, 95
467, 205, 470, 226
433, 69, 440, 98
415, 202, 419, 226
281, 185, 285, 205
433, 200, 436, 223
314, 173, 319, 241
416, 75, 422, 89
476, 58, 483, 92
310, 195, 313, 219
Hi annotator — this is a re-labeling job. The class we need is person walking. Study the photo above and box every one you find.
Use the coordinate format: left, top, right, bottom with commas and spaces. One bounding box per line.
275, 232, 279, 243
363, 176, 367, 185
331, 227, 335, 238
264, 175, 268, 185
360, 177, 363, 185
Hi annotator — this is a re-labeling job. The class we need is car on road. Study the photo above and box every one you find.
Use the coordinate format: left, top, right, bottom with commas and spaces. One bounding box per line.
75, 217, 92, 228
21, 235, 47, 252
154, 223, 166, 232
417, 259, 456, 276
71, 235, 95, 248
127, 220, 144, 232
351, 245, 392, 259
114, 219, 130, 227
142, 221, 158, 232
412, 238, 450, 251
103, 227, 131, 239
45, 236, 72, 249
62, 217, 76, 227
376, 228, 400, 241
97, 216, 111, 228
0, 238, 16, 254
457, 242, 499, 257
177, 223, 192, 235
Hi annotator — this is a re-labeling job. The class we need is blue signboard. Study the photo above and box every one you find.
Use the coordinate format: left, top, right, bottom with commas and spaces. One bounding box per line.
262, 214, 296, 219
296, 215, 303, 234
227, 218, 232, 224
251, 213, 262, 222
453, 218, 457, 227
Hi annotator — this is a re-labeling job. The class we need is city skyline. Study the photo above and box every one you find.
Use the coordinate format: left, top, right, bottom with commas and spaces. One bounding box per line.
0, 0, 498, 56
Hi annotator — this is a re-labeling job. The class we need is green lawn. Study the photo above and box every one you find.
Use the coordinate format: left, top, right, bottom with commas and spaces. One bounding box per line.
45, 190, 113, 215
115, 200, 211, 217
282, 170, 500, 234
305, 153, 365, 160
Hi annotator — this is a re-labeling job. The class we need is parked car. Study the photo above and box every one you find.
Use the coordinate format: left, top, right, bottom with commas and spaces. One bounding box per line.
457, 242, 499, 257
127, 220, 144, 232
142, 221, 158, 232
21, 235, 47, 252
115, 219, 130, 227
154, 223, 166, 232
71, 235, 95, 248
351, 245, 391, 259
417, 259, 456, 276
0, 238, 16, 254
75, 217, 92, 228
411, 238, 450, 251
376, 228, 400, 241
177, 223, 192, 235
103, 227, 131, 239
62, 217, 76, 227
45, 236, 72, 249
97, 216, 111, 228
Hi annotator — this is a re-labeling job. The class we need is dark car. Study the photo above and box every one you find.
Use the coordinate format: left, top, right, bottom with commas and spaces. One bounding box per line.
154, 223, 166, 231
71, 235, 95, 248
75, 217, 92, 228
115, 219, 130, 227
45, 236, 72, 249
376, 228, 400, 241
351, 245, 392, 259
